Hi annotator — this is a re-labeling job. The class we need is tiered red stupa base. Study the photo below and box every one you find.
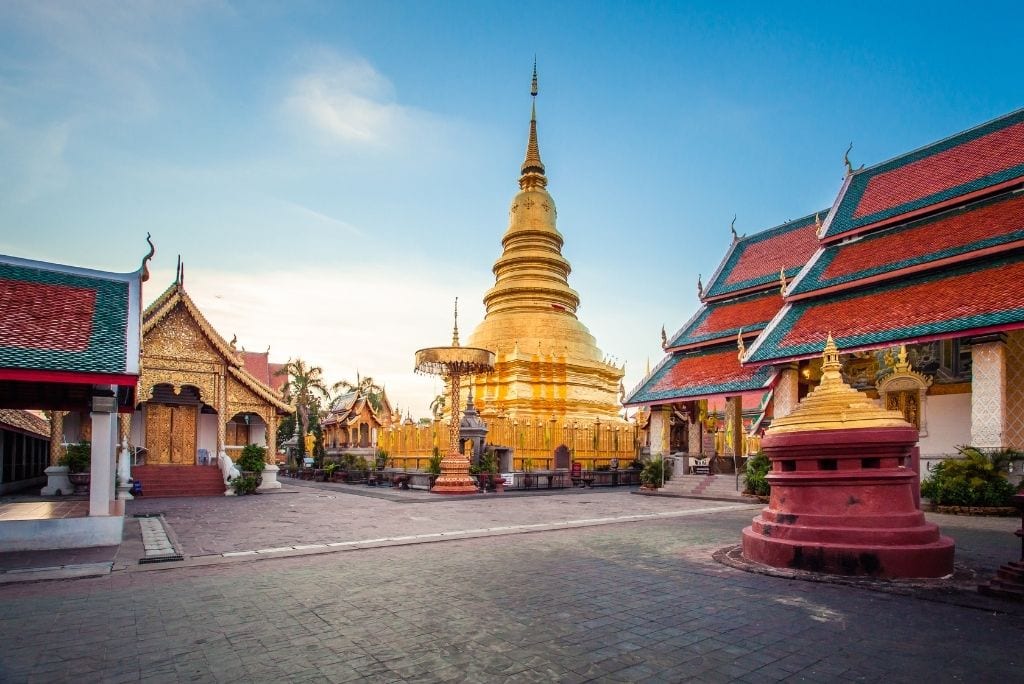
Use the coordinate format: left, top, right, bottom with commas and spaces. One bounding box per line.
742, 427, 954, 579
431, 451, 478, 494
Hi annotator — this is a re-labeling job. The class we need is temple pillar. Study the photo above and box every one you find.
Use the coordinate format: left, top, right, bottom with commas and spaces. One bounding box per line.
649, 406, 671, 457
116, 413, 133, 500
687, 405, 702, 454
89, 391, 118, 517
726, 396, 743, 457
774, 364, 800, 420
41, 411, 74, 496
970, 336, 1008, 449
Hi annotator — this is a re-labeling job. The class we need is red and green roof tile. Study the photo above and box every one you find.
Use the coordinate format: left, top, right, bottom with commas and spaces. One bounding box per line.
626, 345, 776, 405
704, 212, 823, 300
822, 108, 1024, 241
0, 256, 139, 379
667, 290, 781, 349
747, 252, 1024, 363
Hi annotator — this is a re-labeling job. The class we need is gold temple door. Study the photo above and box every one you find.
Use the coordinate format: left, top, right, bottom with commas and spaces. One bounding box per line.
885, 390, 921, 430
145, 404, 198, 464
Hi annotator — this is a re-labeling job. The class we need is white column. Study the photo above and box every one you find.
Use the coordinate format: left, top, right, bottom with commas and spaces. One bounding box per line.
773, 364, 800, 420
649, 406, 669, 457
971, 338, 1008, 448
89, 397, 118, 517
116, 414, 133, 500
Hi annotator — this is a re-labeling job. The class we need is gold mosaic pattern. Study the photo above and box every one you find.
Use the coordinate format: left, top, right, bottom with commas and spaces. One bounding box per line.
1005, 331, 1024, 449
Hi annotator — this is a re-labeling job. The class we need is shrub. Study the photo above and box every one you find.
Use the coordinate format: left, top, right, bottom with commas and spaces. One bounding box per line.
745, 452, 771, 497
60, 441, 91, 473
237, 444, 267, 474
921, 446, 1018, 507
427, 447, 442, 476
231, 474, 260, 495
640, 457, 673, 487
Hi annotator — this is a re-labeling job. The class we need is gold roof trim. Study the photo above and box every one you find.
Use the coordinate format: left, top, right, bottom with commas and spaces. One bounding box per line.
767, 334, 910, 434
227, 366, 293, 413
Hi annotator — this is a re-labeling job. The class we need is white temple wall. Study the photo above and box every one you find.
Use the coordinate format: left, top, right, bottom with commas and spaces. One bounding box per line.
918, 392, 972, 477
198, 413, 218, 456
250, 422, 267, 448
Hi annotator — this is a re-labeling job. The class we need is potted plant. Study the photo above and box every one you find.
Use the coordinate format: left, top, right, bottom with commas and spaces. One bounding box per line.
235, 443, 266, 492
61, 441, 91, 494
324, 462, 338, 481
522, 458, 534, 488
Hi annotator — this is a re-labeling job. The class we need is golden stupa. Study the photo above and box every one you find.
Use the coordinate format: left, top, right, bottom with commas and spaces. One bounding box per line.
465, 65, 625, 420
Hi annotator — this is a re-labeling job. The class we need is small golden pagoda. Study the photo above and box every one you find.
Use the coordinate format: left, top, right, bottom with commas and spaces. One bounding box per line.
465, 65, 625, 420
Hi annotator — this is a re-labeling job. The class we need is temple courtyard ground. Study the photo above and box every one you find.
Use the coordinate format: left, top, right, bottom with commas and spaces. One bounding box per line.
1, 484, 1022, 682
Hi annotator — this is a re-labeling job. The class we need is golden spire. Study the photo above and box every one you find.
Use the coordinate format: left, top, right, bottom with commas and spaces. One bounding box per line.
520, 59, 547, 189
767, 334, 910, 434
451, 297, 460, 347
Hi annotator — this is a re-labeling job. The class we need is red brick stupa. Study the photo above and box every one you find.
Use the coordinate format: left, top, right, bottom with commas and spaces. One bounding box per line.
742, 335, 954, 578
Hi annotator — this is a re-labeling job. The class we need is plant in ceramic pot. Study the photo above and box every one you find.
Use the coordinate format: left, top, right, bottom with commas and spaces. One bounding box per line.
60, 441, 91, 494
235, 444, 266, 493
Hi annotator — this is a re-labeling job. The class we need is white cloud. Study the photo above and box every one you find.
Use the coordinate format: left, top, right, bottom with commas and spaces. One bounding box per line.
281, 200, 364, 237
284, 50, 447, 150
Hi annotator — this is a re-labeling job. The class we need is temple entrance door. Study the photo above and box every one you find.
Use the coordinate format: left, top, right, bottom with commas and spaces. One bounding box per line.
145, 404, 198, 464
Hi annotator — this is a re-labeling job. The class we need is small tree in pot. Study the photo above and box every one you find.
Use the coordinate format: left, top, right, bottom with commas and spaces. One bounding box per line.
232, 444, 266, 495
60, 441, 91, 494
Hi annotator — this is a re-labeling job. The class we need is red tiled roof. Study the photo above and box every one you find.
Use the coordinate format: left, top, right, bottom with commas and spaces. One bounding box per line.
0, 280, 96, 352
267, 362, 286, 392
0, 408, 49, 438
704, 211, 825, 300
854, 121, 1024, 219
827, 193, 1024, 281
669, 291, 782, 349
241, 352, 270, 385
625, 346, 776, 404
823, 109, 1024, 239
748, 253, 1024, 363
725, 223, 820, 286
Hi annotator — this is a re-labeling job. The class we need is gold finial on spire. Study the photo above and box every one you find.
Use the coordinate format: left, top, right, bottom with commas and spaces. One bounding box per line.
822, 332, 841, 374
451, 297, 460, 346
779, 267, 788, 296
697, 274, 704, 298
730, 214, 739, 243
737, 328, 746, 362
520, 60, 546, 189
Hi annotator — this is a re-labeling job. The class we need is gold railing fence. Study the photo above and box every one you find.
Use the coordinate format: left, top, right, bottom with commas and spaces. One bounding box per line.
378, 417, 639, 471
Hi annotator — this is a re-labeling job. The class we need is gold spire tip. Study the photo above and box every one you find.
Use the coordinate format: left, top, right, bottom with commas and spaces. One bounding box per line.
451, 297, 460, 347
531, 57, 538, 97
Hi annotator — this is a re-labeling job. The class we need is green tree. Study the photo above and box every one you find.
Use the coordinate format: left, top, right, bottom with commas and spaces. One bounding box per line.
275, 359, 330, 459
333, 372, 386, 413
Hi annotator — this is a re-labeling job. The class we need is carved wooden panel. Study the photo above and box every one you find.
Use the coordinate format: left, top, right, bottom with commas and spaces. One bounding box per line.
146, 404, 197, 464
146, 404, 172, 464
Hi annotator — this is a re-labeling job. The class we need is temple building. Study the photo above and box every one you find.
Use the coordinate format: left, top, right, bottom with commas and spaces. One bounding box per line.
129, 271, 293, 495
465, 65, 625, 422
628, 107, 1024, 475
625, 212, 823, 470
321, 388, 394, 457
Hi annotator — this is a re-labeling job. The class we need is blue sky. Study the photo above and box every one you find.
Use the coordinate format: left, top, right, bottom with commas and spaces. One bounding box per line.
2, 1, 1021, 416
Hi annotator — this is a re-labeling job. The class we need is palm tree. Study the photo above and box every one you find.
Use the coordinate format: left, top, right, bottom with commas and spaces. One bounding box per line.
332, 372, 385, 413
429, 393, 446, 420
275, 359, 330, 459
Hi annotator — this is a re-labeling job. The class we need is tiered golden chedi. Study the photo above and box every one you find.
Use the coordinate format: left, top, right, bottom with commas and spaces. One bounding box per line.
466, 68, 625, 420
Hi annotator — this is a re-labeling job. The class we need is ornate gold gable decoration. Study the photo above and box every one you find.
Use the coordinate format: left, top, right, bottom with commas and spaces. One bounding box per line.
876, 345, 932, 435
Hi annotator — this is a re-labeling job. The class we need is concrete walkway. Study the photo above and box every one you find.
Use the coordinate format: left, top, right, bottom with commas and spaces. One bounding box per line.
1, 488, 1022, 682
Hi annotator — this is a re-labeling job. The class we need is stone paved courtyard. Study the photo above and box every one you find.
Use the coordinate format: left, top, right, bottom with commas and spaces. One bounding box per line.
1, 488, 1023, 682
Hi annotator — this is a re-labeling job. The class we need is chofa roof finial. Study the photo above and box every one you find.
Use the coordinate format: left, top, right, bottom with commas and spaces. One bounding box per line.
843, 143, 862, 176
730, 214, 739, 243
697, 274, 704, 298
140, 233, 155, 282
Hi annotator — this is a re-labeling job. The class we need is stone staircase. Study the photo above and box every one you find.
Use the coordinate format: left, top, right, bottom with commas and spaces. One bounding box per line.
979, 561, 1024, 600
657, 473, 755, 502
131, 465, 226, 498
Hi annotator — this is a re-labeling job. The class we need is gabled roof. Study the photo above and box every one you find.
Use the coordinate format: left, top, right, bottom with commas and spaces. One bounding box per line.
241, 352, 288, 394
625, 345, 776, 405
822, 108, 1024, 241
790, 191, 1024, 297
0, 409, 49, 438
0, 254, 141, 383
323, 390, 381, 427
703, 212, 824, 300
747, 251, 1024, 364
667, 290, 782, 350
143, 281, 292, 413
